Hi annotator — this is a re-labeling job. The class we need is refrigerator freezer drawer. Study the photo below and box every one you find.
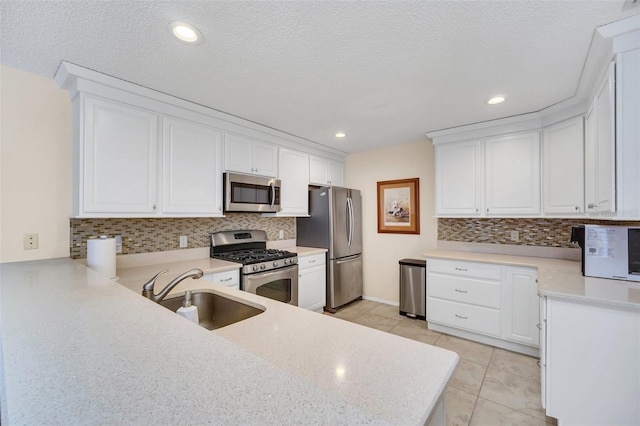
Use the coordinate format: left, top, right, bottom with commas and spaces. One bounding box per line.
328, 254, 363, 310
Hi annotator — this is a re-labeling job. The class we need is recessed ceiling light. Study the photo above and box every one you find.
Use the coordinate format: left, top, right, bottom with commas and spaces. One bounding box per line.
169, 21, 202, 44
487, 96, 505, 105
335, 132, 346, 138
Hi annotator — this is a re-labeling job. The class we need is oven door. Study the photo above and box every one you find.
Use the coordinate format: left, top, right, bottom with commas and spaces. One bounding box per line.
243, 265, 298, 306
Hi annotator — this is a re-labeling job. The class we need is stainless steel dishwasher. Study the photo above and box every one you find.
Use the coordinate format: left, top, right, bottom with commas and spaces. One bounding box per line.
399, 259, 426, 319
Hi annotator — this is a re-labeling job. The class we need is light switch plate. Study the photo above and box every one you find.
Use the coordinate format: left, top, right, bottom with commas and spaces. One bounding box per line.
179, 235, 188, 248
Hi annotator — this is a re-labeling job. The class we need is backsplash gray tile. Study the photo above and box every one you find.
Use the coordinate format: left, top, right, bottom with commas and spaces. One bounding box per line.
70, 214, 295, 259
438, 218, 640, 248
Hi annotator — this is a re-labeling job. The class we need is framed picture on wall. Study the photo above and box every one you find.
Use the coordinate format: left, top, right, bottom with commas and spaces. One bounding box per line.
377, 178, 420, 234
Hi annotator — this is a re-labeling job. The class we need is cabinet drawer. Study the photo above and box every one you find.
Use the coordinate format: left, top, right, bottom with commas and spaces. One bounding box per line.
428, 273, 501, 308
428, 297, 501, 337
298, 253, 326, 270
203, 270, 239, 288
427, 259, 501, 280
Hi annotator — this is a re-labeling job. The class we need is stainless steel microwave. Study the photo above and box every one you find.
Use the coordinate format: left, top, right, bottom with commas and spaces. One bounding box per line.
584, 225, 640, 282
223, 172, 281, 213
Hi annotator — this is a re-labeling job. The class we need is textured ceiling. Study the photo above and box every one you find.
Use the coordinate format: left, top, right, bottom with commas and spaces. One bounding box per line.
1, 1, 638, 153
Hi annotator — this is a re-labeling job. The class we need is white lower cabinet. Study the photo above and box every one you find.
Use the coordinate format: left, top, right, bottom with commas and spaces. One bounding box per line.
503, 267, 539, 347
426, 258, 539, 356
539, 295, 547, 410
202, 269, 240, 290
297, 253, 326, 312
541, 297, 640, 424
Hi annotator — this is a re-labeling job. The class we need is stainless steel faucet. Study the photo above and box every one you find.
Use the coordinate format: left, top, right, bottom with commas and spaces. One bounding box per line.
142, 268, 204, 303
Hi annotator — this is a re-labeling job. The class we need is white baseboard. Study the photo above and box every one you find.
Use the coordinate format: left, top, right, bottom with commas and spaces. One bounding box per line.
362, 295, 399, 306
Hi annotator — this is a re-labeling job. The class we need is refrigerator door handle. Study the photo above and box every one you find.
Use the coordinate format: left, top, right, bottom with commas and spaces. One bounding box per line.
336, 254, 362, 264
346, 197, 354, 247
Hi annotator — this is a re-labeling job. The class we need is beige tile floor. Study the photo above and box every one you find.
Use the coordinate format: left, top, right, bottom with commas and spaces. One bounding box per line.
325, 299, 556, 426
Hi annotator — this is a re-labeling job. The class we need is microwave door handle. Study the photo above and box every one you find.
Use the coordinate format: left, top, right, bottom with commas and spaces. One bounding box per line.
270, 181, 275, 210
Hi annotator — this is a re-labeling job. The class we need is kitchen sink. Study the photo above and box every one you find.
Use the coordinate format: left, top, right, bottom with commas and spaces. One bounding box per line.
159, 290, 264, 330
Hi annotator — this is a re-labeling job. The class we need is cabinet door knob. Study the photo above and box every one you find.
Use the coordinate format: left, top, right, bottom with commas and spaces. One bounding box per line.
153, 204, 156, 210
475, 208, 478, 213
575, 206, 580, 211
486, 208, 489, 213
587, 203, 596, 209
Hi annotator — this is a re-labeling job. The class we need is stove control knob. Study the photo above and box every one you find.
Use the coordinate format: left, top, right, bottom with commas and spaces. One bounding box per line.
260, 264, 266, 270
252, 265, 259, 272
273, 261, 279, 267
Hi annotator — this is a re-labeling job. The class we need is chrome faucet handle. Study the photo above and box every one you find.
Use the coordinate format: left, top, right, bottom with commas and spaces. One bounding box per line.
143, 268, 203, 303
142, 269, 169, 294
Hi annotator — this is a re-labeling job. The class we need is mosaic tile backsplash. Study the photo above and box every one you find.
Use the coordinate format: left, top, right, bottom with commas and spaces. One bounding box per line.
70, 214, 296, 259
438, 218, 640, 248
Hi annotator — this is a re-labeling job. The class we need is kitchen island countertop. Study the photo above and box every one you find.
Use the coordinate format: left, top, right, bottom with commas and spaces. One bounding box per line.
0, 257, 458, 424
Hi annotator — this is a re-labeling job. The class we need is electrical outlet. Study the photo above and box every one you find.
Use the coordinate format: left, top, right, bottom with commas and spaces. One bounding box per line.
179, 235, 188, 248
279, 230, 284, 240
23, 233, 39, 250
115, 235, 123, 254
510, 231, 520, 242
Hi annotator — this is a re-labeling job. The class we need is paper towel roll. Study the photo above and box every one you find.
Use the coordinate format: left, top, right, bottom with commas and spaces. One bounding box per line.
87, 237, 116, 279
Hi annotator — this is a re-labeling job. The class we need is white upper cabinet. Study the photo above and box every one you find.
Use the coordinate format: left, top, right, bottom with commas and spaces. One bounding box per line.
485, 131, 541, 215
542, 117, 584, 214
162, 117, 223, 215
224, 133, 277, 177
82, 96, 159, 214
585, 62, 616, 214
616, 48, 640, 218
309, 156, 344, 186
435, 140, 483, 216
276, 148, 309, 216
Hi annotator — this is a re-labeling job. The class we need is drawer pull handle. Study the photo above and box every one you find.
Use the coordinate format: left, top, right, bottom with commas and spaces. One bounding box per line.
454, 267, 468, 272
220, 277, 233, 282
309, 259, 316, 263
454, 289, 468, 293
454, 314, 468, 320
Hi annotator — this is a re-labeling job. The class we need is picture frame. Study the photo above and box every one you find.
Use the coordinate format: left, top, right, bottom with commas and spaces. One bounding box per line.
377, 178, 420, 234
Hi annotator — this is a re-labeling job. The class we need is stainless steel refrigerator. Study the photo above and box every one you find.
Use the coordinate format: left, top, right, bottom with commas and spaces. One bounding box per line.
297, 186, 363, 312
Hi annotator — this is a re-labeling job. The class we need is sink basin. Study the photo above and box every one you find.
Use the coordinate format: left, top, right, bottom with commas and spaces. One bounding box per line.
159, 290, 264, 330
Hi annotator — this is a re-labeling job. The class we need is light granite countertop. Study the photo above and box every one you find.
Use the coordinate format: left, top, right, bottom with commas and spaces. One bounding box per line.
115, 246, 327, 296
423, 250, 640, 310
0, 256, 458, 424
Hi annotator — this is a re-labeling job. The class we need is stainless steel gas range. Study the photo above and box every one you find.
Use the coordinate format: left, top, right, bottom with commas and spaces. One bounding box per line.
210, 230, 298, 306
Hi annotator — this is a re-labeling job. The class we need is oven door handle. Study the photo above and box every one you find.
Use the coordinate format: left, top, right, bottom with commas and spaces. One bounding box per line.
245, 266, 297, 281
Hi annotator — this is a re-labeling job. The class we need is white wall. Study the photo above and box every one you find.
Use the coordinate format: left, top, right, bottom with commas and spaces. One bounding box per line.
0, 65, 73, 262
344, 140, 437, 304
